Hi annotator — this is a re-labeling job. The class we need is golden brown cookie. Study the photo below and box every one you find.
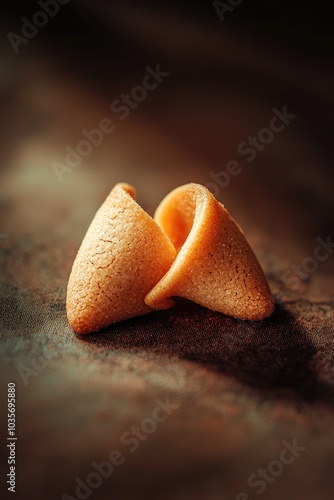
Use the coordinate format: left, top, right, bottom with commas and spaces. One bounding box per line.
66, 183, 176, 334
145, 183, 274, 321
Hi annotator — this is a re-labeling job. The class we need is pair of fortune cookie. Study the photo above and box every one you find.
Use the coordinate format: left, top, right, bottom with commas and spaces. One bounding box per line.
66, 183, 274, 334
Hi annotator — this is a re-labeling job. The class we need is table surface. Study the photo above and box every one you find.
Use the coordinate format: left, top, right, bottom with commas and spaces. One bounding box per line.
0, 2, 333, 499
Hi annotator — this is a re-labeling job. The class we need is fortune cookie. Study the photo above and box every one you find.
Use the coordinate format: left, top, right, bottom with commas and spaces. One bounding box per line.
66, 183, 176, 334
145, 183, 274, 321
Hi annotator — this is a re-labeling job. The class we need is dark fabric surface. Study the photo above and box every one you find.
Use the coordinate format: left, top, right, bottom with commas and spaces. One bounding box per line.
0, 2, 333, 499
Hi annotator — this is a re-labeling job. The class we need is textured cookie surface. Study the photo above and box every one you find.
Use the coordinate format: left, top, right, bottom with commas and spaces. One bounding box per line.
66, 183, 176, 334
145, 183, 275, 320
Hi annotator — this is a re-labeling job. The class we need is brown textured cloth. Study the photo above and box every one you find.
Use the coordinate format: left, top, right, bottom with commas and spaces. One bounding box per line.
0, 2, 333, 499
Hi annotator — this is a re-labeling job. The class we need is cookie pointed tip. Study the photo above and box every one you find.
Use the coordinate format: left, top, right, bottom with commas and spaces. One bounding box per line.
66, 306, 96, 334
250, 294, 275, 321
115, 182, 136, 199
263, 295, 276, 318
